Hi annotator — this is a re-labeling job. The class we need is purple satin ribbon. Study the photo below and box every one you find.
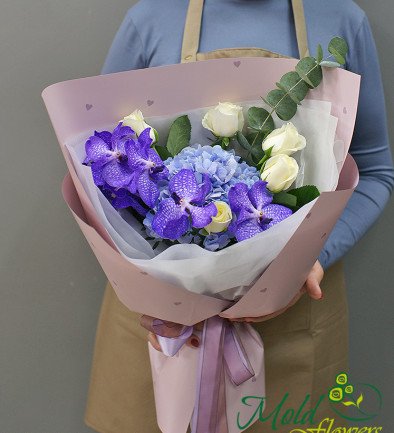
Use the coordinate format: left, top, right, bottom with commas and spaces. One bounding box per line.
140, 315, 255, 433
140, 315, 193, 356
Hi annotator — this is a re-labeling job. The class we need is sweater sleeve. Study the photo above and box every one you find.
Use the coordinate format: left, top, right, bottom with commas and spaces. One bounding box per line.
101, 9, 146, 74
318, 15, 394, 269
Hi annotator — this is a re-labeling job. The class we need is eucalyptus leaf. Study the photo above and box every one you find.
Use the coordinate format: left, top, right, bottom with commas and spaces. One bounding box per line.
246, 131, 266, 163
236, 131, 252, 151
266, 89, 297, 121
295, 57, 323, 89
248, 107, 275, 133
287, 185, 320, 207
320, 60, 342, 68
328, 37, 349, 65
166, 115, 191, 156
277, 71, 309, 105
316, 44, 323, 64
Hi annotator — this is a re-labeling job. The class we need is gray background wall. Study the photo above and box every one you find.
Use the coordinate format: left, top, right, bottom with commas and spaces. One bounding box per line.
0, 1, 392, 432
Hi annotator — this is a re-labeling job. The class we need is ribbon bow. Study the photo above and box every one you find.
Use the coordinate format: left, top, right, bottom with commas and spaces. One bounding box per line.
141, 315, 255, 433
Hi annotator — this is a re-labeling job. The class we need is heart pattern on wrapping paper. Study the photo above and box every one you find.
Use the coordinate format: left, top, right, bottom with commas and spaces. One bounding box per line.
147, 100, 154, 106
233, 61, 241, 68
85, 104, 93, 111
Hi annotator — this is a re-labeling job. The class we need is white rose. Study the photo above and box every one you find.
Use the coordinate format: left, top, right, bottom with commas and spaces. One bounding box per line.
121, 109, 157, 142
202, 102, 244, 138
261, 154, 299, 193
262, 122, 306, 156
204, 201, 232, 234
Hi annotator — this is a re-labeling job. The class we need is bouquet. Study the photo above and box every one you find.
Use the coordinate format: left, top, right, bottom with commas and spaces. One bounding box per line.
43, 37, 360, 433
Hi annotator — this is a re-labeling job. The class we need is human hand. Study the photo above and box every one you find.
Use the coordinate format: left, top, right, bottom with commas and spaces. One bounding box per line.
229, 260, 324, 323
147, 321, 204, 352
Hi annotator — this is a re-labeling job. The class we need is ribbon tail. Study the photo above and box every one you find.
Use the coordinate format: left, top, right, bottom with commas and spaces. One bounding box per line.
191, 316, 228, 433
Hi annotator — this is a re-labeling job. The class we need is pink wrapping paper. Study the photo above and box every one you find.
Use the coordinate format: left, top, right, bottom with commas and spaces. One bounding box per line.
43, 57, 360, 433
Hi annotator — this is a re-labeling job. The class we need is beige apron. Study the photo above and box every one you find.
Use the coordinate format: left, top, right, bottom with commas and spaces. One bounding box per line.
85, 2, 349, 432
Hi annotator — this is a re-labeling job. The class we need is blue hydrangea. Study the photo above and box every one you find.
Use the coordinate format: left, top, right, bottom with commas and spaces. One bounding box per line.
164, 145, 260, 203
142, 145, 261, 251
203, 232, 233, 251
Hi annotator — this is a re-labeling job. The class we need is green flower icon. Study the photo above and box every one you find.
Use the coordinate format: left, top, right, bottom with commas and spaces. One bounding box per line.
329, 387, 343, 402
345, 385, 354, 394
336, 373, 348, 385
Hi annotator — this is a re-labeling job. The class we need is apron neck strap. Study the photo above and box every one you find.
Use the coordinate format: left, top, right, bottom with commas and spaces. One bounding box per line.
181, 0, 204, 63
291, 0, 310, 58
181, 0, 310, 63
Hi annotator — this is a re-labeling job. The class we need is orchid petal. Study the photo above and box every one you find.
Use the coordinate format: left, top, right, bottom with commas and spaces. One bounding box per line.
137, 170, 160, 207
85, 135, 112, 163
228, 183, 253, 214
94, 130, 112, 147
112, 123, 134, 144
234, 219, 264, 242
126, 141, 147, 171
138, 127, 154, 148
192, 174, 212, 205
261, 204, 293, 229
235, 207, 256, 226
248, 181, 272, 210
162, 215, 190, 240
188, 202, 217, 228
102, 160, 134, 188
152, 198, 189, 240
169, 169, 199, 201
113, 194, 148, 216
91, 162, 105, 186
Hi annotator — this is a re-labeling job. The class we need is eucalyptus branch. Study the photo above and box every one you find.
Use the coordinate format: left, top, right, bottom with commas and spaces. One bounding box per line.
258, 53, 336, 133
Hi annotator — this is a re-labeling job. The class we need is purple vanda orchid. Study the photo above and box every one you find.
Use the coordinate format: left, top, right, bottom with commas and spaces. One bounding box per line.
84, 123, 135, 188
101, 184, 149, 216
125, 128, 169, 207
228, 181, 292, 242
151, 169, 217, 240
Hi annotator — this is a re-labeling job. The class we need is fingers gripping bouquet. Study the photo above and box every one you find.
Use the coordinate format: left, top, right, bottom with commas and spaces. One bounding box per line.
43, 38, 360, 433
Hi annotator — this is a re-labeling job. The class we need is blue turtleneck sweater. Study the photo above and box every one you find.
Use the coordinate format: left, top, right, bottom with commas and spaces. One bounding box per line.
101, 0, 394, 269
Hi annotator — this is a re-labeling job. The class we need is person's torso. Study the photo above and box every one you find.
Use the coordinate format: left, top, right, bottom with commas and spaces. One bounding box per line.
129, 0, 364, 67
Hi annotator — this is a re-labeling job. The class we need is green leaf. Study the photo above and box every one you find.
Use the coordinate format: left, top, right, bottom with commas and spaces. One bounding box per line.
316, 44, 323, 64
266, 89, 297, 121
342, 401, 357, 407
320, 61, 341, 68
221, 137, 230, 148
277, 71, 309, 105
295, 57, 323, 89
166, 115, 191, 156
287, 185, 320, 207
328, 37, 349, 65
356, 394, 364, 408
153, 145, 171, 160
272, 192, 298, 208
237, 131, 252, 151
247, 131, 266, 162
248, 107, 275, 133
257, 145, 274, 169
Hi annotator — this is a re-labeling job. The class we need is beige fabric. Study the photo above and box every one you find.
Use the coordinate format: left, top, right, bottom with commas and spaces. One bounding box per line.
85, 2, 348, 432
85, 263, 348, 433
181, 0, 204, 62
291, 0, 310, 58
181, 0, 310, 63
196, 48, 291, 61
